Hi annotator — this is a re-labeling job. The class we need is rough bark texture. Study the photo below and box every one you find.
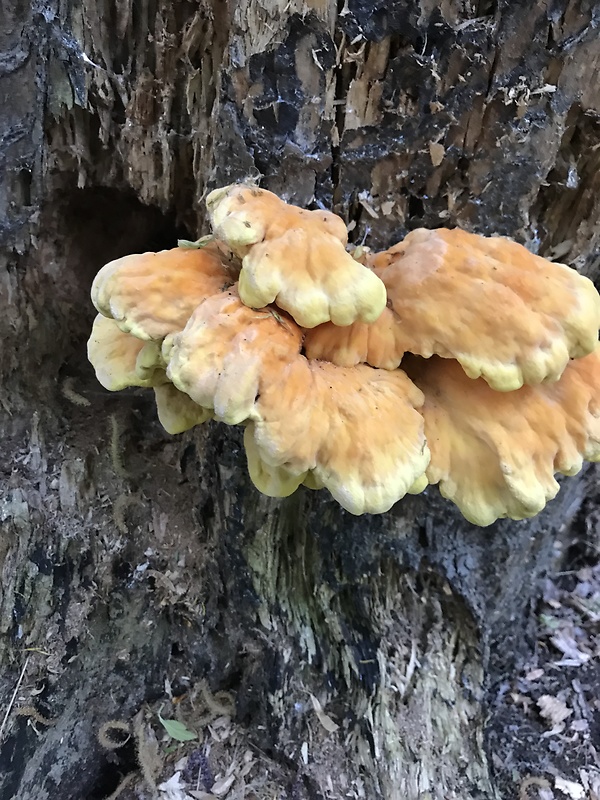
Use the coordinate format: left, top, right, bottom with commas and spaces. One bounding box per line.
1, 1, 599, 799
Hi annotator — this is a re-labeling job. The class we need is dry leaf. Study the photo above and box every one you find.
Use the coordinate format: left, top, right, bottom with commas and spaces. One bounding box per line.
211, 775, 235, 797
525, 669, 545, 681
537, 695, 573, 727
238, 752, 255, 779
550, 632, 591, 666
580, 769, 600, 800
555, 776, 585, 799
570, 719, 589, 732
429, 142, 445, 166
511, 692, 532, 711
301, 741, 309, 764
158, 772, 195, 800
357, 193, 379, 219
309, 694, 339, 733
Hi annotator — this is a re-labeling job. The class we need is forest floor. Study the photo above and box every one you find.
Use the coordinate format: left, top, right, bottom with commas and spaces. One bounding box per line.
4, 554, 600, 800
488, 487, 600, 800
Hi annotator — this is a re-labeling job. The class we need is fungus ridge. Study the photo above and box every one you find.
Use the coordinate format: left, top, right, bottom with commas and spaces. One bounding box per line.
207, 184, 387, 328
306, 228, 600, 392
166, 289, 303, 426
406, 351, 600, 526
91, 243, 234, 340
248, 359, 430, 515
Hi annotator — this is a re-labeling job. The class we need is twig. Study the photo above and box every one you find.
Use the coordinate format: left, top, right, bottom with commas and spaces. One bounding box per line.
0, 656, 30, 741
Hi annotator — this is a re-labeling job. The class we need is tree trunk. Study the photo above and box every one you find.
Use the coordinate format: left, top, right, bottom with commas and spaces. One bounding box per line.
1, 2, 599, 799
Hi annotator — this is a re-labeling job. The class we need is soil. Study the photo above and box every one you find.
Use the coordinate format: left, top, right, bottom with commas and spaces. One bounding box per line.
488, 488, 600, 800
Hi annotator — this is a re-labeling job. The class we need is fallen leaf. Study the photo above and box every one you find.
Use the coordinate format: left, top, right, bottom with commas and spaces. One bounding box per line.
555, 776, 585, 799
525, 669, 545, 682
158, 714, 197, 742
301, 741, 309, 764
158, 772, 195, 800
309, 694, 339, 733
550, 632, 590, 666
570, 719, 589, 732
357, 191, 379, 219
579, 767, 600, 796
429, 142, 445, 166
537, 695, 573, 727
211, 775, 235, 796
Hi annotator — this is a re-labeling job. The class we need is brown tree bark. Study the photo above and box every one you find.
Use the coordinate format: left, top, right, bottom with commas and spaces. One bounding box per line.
1, 2, 599, 799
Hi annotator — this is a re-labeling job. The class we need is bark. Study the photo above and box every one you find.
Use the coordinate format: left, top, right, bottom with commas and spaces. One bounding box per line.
1, 1, 599, 798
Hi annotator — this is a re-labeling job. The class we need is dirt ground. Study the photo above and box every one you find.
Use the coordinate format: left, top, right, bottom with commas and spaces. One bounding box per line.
488, 487, 600, 800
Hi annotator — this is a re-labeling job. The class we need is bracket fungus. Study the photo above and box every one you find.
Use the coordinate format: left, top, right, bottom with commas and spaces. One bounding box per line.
88, 315, 168, 391
153, 384, 213, 435
165, 289, 303, 426
246, 359, 429, 515
306, 228, 600, 392
91, 241, 235, 341
206, 184, 387, 328
404, 351, 600, 526
87, 184, 600, 526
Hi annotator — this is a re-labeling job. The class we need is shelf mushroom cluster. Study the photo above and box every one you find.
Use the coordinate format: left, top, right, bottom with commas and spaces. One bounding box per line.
88, 185, 600, 526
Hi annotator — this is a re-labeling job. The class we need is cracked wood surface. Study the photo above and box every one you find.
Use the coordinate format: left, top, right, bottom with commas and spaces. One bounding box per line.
0, 2, 599, 798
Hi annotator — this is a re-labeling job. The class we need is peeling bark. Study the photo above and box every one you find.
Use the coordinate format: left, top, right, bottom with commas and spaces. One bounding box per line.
1, 2, 599, 799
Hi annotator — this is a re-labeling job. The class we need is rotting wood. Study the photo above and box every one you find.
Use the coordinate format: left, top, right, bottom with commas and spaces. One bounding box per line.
1, 2, 599, 798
